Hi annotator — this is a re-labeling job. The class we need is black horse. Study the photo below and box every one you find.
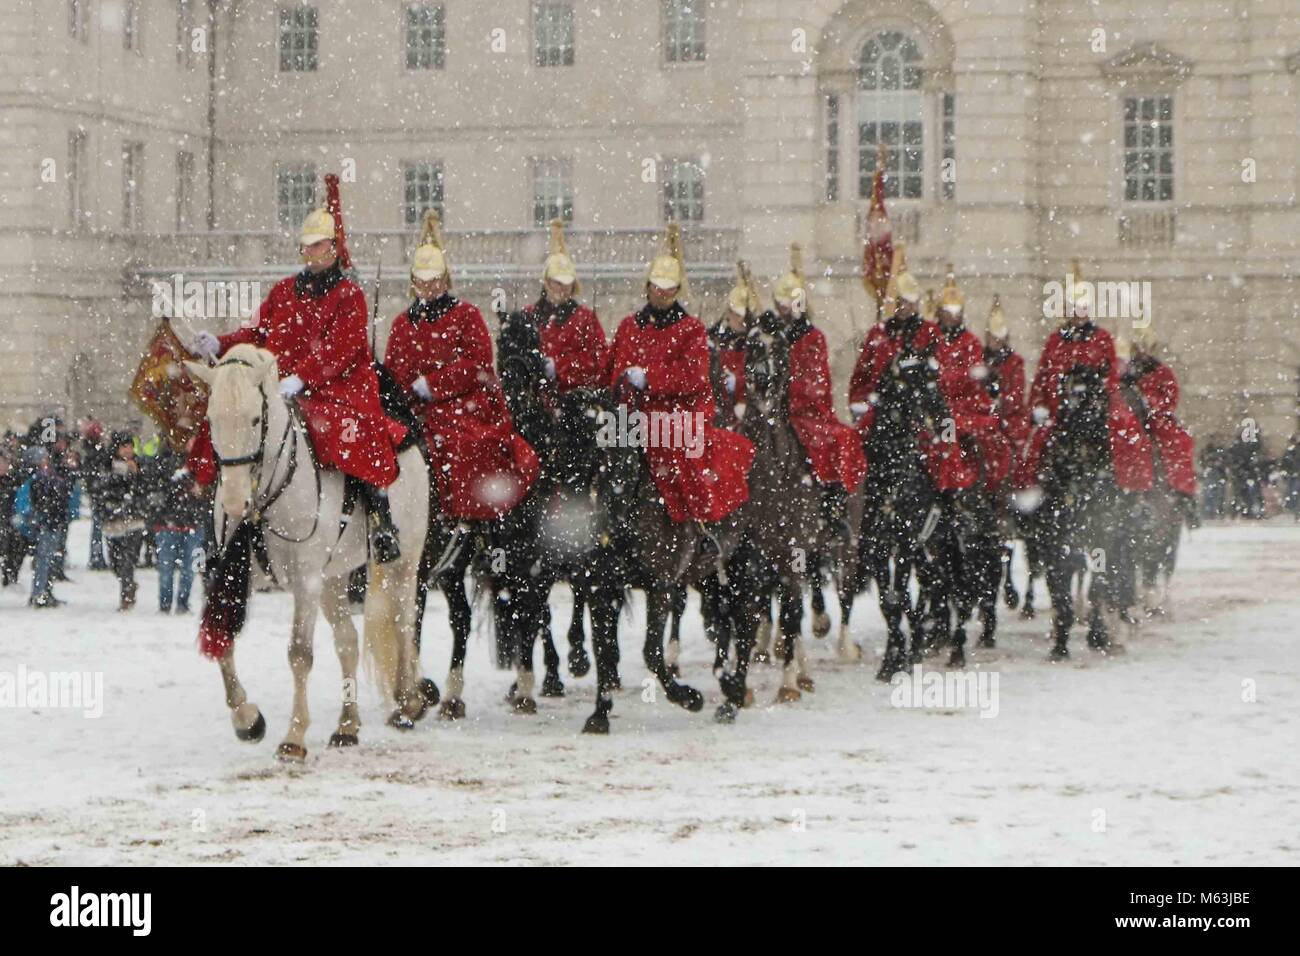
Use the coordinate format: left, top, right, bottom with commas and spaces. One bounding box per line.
494, 310, 628, 732
855, 328, 952, 682
1033, 365, 1127, 661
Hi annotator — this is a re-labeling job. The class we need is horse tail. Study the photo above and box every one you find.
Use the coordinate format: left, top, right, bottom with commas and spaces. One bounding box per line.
198, 521, 255, 660
362, 558, 404, 702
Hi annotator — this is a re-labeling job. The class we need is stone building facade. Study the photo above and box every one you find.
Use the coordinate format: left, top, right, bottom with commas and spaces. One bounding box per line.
2, 0, 1298, 451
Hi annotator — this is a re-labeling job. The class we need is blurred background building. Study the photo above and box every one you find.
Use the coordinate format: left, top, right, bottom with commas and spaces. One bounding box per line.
2, 0, 1298, 450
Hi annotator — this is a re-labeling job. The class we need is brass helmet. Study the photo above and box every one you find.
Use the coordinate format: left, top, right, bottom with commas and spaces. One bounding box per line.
939, 263, 965, 315
411, 209, 450, 291
727, 261, 761, 317
987, 294, 1010, 341
773, 243, 808, 315
647, 221, 689, 299
299, 208, 335, 247
542, 217, 579, 294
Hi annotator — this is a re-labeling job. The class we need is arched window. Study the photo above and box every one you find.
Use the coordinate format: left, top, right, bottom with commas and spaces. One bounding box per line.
856, 31, 924, 200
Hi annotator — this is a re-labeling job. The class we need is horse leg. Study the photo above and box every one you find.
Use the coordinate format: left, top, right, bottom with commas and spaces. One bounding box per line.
567, 579, 592, 677
664, 581, 687, 677
276, 586, 320, 762
998, 541, 1019, 608
438, 571, 470, 720
507, 574, 541, 715
752, 580, 775, 663
1046, 557, 1074, 662
716, 558, 758, 722
321, 576, 361, 747
810, 562, 832, 639
217, 644, 265, 743
581, 583, 621, 734
872, 551, 909, 681
645, 587, 703, 712
538, 584, 566, 699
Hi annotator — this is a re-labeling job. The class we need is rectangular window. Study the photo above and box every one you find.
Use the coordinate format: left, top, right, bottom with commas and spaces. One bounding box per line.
123, 141, 145, 232
662, 158, 705, 223
663, 0, 706, 63
402, 161, 445, 227
176, 151, 195, 231
533, 3, 574, 67
68, 130, 88, 231
825, 93, 840, 202
858, 119, 923, 200
279, 5, 319, 72
177, 0, 196, 67
941, 92, 956, 201
1124, 95, 1174, 202
276, 162, 317, 229
405, 4, 445, 70
531, 158, 573, 226
124, 0, 142, 53
69, 0, 88, 42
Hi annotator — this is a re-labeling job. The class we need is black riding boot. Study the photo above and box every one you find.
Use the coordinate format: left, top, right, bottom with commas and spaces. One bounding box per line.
361, 482, 402, 564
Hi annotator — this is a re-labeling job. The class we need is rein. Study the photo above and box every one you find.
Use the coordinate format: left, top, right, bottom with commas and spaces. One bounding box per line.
211, 358, 322, 552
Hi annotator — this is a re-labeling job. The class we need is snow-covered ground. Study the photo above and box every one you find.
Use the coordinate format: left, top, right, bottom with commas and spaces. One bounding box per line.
1, 519, 1297, 866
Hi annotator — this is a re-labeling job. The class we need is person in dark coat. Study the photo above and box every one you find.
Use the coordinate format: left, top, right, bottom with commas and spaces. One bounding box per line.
93, 432, 147, 610
0, 450, 23, 587
147, 447, 207, 613
28, 450, 72, 607
79, 419, 110, 569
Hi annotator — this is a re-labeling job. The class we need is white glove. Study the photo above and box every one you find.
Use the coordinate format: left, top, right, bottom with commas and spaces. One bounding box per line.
412, 375, 433, 401
171, 468, 189, 482
724, 370, 736, 395
1032, 405, 1050, 426
279, 374, 304, 399
849, 401, 870, 422
544, 357, 556, 381
194, 330, 220, 360
625, 367, 647, 390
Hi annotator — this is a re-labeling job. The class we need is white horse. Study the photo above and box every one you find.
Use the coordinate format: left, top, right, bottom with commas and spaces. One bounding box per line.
186, 344, 437, 761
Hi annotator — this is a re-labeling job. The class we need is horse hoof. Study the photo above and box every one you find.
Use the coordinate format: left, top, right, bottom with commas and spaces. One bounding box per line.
275, 742, 307, 762
328, 732, 358, 748
541, 673, 566, 698
948, 647, 966, 668
751, 650, 770, 665
581, 713, 610, 734
667, 663, 681, 678
875, 656, 906, 683
796, 675, 816, 692
667, 685, 704, 712
388, 710, 416, 731
838, 643, 862, 663
569, 647, 591, 678
512, 696, 538, 715
812, 611, 832, 639
1093, 642, 1125, 656
1047, 644, 1069, 663
438, 698, 466, 720
419, 677, 441, 708
775, 686, 802, 704
715, 703, 738, 724
977, 635, 996, 649
1020, 606, 1036, 620
743, 688, 754, 708
235, 711, 266, 743
1004, 590, 1020, 610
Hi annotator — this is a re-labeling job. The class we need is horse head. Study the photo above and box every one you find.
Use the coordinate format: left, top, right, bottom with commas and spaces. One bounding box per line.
185, 344, 280, 521
743, 311, 792, 420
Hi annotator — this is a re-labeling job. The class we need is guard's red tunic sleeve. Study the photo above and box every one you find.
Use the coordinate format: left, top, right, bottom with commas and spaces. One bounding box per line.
789, 328, 833, 417
425, 306, 494, 401
551, 308, 610, 391
217, 285, 279, 353
292, 282, 369, 390
643, 322, 711, 400
1139, 362, 1179, 415
382, 312, 419, 390
848, 329, 879, 406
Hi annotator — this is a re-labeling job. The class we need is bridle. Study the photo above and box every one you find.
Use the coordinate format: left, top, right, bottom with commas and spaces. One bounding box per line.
210, 356, 321, 545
